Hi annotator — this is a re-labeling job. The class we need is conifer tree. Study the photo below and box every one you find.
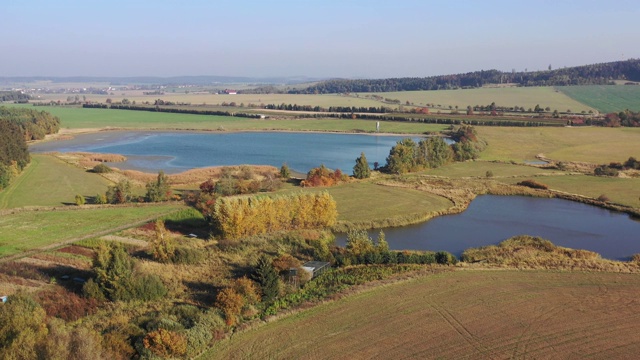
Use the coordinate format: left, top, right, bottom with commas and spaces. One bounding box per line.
252, 255, 279, 303
353, 152, 371, 179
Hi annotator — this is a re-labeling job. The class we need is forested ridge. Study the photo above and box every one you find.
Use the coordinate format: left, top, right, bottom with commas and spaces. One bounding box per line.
245, 59, 640, 94
0, 106, 60, 141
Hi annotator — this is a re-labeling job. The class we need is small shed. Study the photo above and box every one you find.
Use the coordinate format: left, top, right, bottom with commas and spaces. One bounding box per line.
1, 296, 7, 303
301, 261, 331, 279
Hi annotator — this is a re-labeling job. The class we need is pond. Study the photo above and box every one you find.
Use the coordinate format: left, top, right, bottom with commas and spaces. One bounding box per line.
335, 195, 640, 261
30, 131, 441, 174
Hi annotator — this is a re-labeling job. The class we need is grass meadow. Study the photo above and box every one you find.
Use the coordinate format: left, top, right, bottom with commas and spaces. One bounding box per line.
419, 161, 562, 178
0, 154, 112, 209
207, 270, 640, 359
476, 126, 640, 163
558, 85, 640, 113
502, 174, 640, 208
0, 204, 183, 257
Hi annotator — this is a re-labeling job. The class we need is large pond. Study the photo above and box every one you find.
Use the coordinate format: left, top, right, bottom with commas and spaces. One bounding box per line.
335, 195, 640, 261
30, 131, 437, 174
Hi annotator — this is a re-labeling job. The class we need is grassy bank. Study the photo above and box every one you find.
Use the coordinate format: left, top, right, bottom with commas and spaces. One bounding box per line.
0, 154, 112, 209
207, 270, 640, 359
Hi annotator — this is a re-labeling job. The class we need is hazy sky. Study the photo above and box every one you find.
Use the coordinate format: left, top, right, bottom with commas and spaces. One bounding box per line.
3, 0, 639, 78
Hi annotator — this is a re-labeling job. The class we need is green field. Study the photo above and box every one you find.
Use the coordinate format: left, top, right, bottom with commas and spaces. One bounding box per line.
321, 182, 452, 223
0, 154, 112, 209
374, 86, 595, 112
207, 270, 640, 359
503, 174, 640, 207
558, 85, 640, 113
0, 204, 183, 257
421, 160, 562, 178
477, 126, 640, 163
19, 105, 447, 134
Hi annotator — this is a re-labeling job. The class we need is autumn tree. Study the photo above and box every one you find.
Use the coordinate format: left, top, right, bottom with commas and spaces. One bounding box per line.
353, 152, 371, 179
386, 138, 417, 174
150, 219, 175, 262
143, 328, 187, 357
0, 293, 48, 359
106, 179, 132, 204
280, 163, 291, 179
215, 288, 245, 326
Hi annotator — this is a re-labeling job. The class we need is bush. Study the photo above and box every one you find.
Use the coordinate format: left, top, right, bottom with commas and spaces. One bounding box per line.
597, 194, 610, 202
594, 165, 619, 177
516, 179, 549, 190
435, 251, 458, 265
172, 246, 205, 265
93, 193, 107, 204
75, 194, 85, 206
143, 328, 187, 358
132, 274, 168, 301
91, 163, 112, 173
485, 170, 494, 178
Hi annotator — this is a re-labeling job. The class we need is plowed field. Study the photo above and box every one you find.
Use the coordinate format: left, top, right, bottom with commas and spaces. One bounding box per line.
208, 270, 640, 359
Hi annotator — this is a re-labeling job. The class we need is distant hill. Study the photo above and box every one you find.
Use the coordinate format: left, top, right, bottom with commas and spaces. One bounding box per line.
0, 75, 323, 86
285, 59, 640, 94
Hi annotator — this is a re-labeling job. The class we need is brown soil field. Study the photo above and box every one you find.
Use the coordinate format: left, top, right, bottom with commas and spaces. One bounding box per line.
209, 270, 640, 359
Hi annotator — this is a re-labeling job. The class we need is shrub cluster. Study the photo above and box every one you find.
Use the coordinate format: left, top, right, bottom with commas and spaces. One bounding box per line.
516, 179, 549, 190
301, 164, 346, 187
385, 136, 454, 174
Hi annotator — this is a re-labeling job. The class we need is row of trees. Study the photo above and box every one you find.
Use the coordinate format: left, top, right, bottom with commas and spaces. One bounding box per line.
287, 59, 640, 93
0, 120, 29, 190
264, 103, 393, 113
84, 103, 265, 119
0, 91, 30, 102
599, 111, 640, 127
211, 192, 337, 239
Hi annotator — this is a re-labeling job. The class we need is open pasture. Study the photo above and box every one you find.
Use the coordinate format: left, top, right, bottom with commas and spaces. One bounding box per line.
476, 126, 640, 163
558, 85, 640, 113
208, 270, 640, 359
26, 105, 448, 133
0, 204, 183, 257
0, 154, 112, 209
502, 174, 640, 208
372, 86, 594, 112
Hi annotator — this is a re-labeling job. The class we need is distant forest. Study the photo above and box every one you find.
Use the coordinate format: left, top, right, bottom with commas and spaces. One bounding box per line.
243, 59, 640, 94
0, 106, 60, 141
0, 91, 30, 103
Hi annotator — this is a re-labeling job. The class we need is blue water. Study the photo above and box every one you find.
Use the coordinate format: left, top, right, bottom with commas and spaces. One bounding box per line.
336, 195, 640, 260
31, 131, 440, 174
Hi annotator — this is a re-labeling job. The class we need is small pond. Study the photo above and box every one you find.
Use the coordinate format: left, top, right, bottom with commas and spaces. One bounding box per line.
335, 195, 640, 261
30, 131, 443, 174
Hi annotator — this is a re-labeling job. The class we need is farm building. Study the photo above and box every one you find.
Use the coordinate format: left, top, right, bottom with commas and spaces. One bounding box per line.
301, 261, 331, 279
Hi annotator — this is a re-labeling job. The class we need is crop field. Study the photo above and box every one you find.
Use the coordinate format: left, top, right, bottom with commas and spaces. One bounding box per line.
18, 105, 448, 134
0, 204, 183, 257
0, 154, 112, 209
208, 270, 640, 359
476, 126, 640, 163
372, 86, 595, 112
557, 85, 640, 113
502, 174, 640, 208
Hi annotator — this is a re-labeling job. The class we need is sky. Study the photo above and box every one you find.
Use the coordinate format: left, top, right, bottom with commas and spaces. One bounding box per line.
2, 0, 640, 79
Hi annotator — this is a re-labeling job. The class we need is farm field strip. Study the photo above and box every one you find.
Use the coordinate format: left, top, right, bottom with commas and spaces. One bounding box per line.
0, 204, 183, 258
207, 270, 640, 359
557, 85, 640, 113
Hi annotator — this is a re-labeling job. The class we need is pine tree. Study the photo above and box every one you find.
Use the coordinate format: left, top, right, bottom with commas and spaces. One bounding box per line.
353, 152, 371, 179
252, 255, 279, 303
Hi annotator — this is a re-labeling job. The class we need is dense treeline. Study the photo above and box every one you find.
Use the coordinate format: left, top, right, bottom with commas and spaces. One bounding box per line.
84, 103, 265, 119
264, 103, 392, 113
285, 59, 640, 94
0, 121, 30, 190
0, 106, 60, 140
598, 110, 640, 127
384, 126, 486, 174
0, 91, 30, 103
212, 192, 337, 239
